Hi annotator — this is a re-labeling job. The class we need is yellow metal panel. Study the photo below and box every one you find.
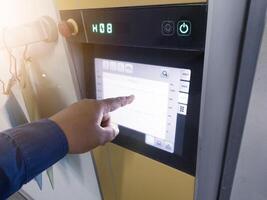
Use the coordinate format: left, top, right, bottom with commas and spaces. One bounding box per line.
93, 145, 117, 200
93, 143, 195, 200
55, 0, 207, 10
54, 0, 79, 10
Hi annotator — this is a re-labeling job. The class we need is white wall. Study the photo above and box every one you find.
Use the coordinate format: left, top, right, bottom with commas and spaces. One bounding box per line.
0, 0, 101, 199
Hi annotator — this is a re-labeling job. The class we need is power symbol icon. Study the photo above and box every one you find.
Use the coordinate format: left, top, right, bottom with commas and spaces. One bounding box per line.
179, 23, 189, 34
177, 20, 191, 36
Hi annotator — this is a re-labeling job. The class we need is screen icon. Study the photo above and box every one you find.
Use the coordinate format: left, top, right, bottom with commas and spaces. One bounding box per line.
124, 63, 133, 74
177, 20, 191, 36
178, 104, 187, 115
161, 70, 169, 78
161, 20, 175, 36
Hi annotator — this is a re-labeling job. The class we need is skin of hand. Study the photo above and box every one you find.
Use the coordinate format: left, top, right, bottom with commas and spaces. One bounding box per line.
49, 95, 134, 154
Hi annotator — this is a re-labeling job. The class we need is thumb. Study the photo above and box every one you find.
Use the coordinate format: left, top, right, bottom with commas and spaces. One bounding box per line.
99, 123, 119, 144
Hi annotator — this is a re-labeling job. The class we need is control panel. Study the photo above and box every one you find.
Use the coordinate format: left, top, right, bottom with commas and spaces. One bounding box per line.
60, 4, 207, 175
60, 5, 207, 50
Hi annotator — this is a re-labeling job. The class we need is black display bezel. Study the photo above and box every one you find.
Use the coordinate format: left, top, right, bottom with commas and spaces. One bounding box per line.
84, 45, 203, 175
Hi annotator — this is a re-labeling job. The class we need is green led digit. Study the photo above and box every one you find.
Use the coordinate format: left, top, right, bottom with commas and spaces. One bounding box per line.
99, 23, 105, 34
92, 24, 98, 33
107, 23, 112, 34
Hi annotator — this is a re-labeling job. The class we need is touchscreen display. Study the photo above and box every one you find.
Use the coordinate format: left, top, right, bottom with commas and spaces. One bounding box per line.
95, 58, 191, 153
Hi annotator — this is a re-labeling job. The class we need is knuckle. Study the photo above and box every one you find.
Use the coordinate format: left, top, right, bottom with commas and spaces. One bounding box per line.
95, 100, 103, 110
99, 135, 106, 146
97, 129, 106, 146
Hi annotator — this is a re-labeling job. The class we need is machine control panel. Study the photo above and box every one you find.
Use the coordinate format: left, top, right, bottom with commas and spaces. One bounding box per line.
60, 4, 207, 175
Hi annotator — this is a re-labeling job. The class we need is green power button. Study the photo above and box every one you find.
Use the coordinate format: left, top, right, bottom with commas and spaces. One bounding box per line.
177, 20, 191, 36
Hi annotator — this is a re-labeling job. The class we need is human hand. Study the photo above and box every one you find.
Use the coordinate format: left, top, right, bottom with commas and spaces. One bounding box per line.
50, 95, 134, 154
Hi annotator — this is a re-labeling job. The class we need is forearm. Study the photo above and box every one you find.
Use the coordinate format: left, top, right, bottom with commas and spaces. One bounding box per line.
0, 119, 68, 199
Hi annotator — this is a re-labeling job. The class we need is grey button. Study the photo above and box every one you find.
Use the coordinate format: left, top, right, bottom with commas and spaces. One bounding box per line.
162, 20, 175, 36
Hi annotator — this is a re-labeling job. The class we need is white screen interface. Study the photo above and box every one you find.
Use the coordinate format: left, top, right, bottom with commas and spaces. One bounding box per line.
95, 58, 191, 153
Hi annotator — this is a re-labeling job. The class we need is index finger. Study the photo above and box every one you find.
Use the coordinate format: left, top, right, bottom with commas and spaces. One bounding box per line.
101, 95, 135, 114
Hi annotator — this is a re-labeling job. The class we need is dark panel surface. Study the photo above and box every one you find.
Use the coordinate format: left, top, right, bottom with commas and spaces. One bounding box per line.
61, 4, 207, 51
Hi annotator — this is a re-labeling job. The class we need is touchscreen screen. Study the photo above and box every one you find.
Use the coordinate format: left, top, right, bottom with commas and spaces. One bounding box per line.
95, 58, 191, 153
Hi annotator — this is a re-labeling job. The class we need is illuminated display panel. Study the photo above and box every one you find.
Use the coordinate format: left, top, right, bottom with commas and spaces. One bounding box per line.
91, 23, 113, 34
95, 58, 191, 153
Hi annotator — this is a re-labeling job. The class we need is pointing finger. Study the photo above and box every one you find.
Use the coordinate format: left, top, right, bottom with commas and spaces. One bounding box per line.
101, 95, 134, 114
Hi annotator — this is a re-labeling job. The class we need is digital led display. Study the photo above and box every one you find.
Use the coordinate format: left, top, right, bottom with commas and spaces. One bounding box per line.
91, 23, 113, 34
